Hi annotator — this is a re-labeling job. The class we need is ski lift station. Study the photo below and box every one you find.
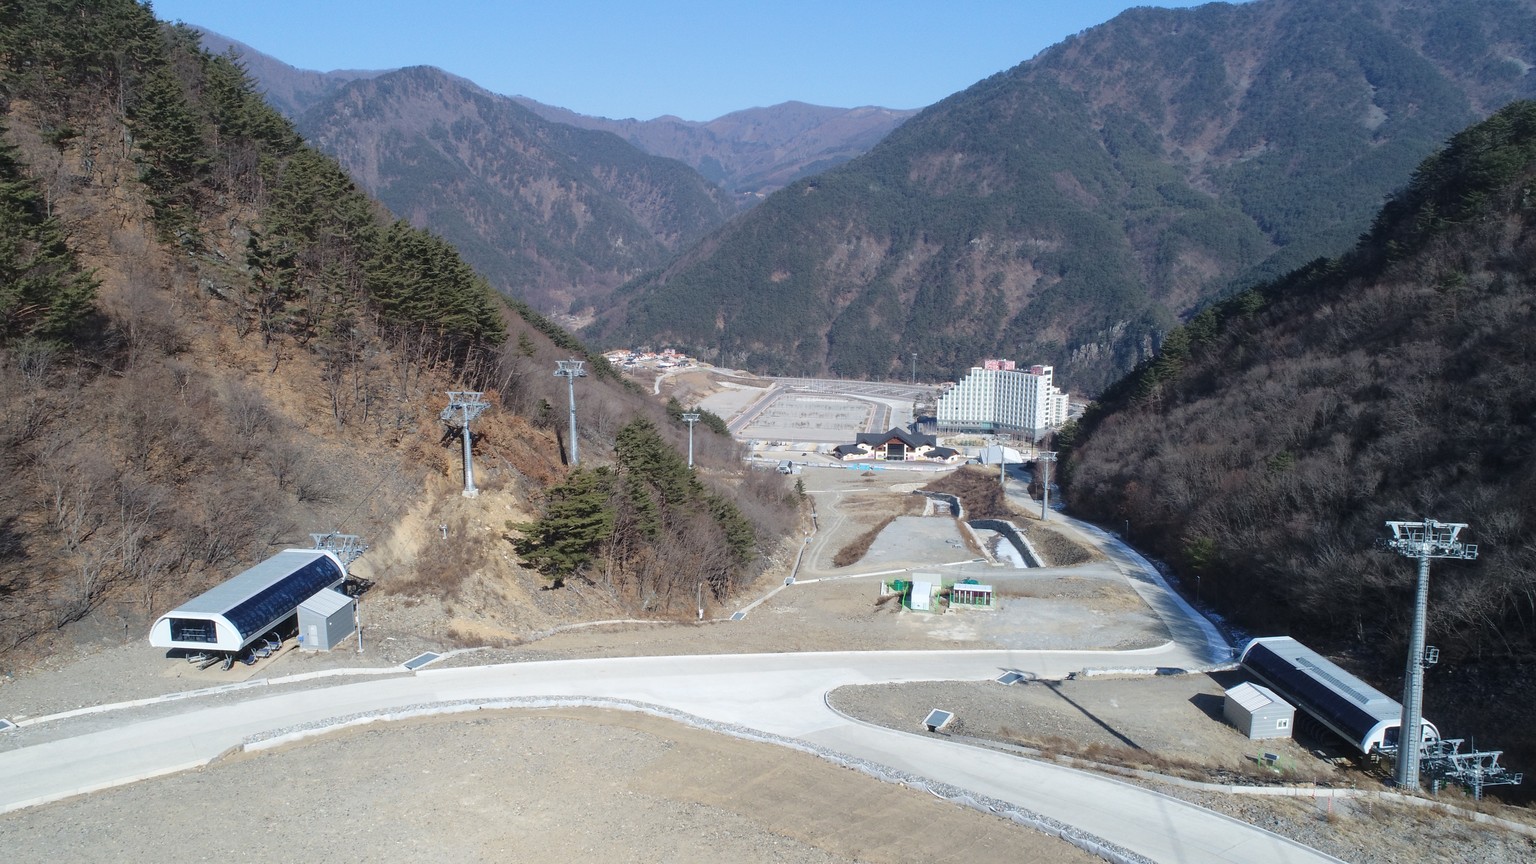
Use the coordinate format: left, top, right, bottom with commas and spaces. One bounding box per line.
149, 549, 349, 653
1239, 636, 1436, 755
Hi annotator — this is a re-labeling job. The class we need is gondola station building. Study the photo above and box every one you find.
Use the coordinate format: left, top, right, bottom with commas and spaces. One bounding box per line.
149, 548, 352, 654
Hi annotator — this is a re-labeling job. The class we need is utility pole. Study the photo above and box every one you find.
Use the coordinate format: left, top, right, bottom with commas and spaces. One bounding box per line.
553, 360, 587, 466
1381, 519, 1477, 791
440, 393, 489, 497
1038, 451, 1058, 521
911, 352, 917, 385
682, 412, 701, 468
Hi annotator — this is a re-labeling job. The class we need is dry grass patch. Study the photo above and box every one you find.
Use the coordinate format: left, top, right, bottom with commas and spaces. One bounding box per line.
833, 514, 899, 567
830, 492, 924, 567
1030, 522, 1098, 566
993, 730, 1336, 787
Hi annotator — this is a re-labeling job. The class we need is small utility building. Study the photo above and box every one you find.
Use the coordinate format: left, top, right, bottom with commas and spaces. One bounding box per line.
298, 587, 356, 651
1224, 681, 1295, 740
149, 549, 345, 653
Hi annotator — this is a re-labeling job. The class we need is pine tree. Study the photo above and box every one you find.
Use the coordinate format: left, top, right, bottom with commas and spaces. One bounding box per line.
615, 417, 700, 508
129, 65, 209, 227
0, 126, 97, 345
510, 468, 617, 586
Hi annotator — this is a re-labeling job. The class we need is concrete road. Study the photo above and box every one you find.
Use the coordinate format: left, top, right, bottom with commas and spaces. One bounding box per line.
0, 645, 1339, 863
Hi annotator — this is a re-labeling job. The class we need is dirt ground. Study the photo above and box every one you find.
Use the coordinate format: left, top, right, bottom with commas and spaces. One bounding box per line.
1, 708, 1099, 864
830, 675, 1339, 787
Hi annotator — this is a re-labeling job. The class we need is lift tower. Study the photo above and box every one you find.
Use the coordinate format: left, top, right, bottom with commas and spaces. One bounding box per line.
1038, 451, 1058, 521
682, 412, 701, 468
441, 392, 489, 497
554, 360, 587, 466
1381, 518, 1477, 790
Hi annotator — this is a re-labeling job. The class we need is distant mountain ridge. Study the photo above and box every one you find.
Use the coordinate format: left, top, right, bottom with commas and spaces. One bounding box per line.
592, 0, 1536, 393
193, 30, 387, 118
514, 98, 917, 199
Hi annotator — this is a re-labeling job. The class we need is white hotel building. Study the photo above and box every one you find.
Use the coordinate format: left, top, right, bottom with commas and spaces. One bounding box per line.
936, 360, 1069, 441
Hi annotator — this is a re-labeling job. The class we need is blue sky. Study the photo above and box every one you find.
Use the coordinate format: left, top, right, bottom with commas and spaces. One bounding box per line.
149, 0, 1216, 121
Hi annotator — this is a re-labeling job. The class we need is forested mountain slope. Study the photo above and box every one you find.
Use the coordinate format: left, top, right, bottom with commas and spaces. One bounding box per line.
189, 31, 914, 311
0, 1, 792, 664
594, 0, 1536, 393
1064, 102, 1536, 786
297, 66, 737, 315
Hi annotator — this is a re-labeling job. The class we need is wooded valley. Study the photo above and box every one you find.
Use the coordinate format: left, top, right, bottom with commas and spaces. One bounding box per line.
1064, 101, 1536, 783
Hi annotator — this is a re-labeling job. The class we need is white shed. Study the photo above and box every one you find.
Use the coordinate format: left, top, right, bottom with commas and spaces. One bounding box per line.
1224, 681, 1295, 740
297, 588, 355, 651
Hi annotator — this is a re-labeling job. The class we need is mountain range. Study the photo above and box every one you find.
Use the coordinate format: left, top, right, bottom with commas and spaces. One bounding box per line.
514, 98, 917, 199
296, 65, 737, 315
195, 30, 912, 314
592, 0, 1536, 393
10, 0, 1536, 804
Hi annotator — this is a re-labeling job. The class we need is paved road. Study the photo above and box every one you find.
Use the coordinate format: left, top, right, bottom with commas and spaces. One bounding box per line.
0, 648, 1337, 863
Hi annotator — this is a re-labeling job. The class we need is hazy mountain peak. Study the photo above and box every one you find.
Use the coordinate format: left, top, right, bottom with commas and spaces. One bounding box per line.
190, 28, 392, 117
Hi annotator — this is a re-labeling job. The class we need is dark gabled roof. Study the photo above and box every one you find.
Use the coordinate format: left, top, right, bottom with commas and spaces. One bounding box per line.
832, 443, 863, 457
853, 427, 937, 449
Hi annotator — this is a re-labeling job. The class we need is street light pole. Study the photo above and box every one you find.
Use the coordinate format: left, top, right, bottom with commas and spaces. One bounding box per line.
682, 412, 700, 468
1038, 451, 1058, 521
553, 360, 587, 466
